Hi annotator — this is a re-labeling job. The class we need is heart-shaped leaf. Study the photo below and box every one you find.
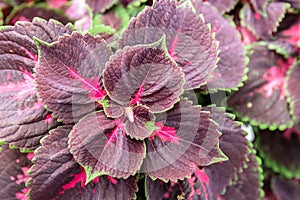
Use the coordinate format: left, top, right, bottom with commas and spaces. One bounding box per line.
103, 45, 184, 112
125, 105, 155, 140
35, 32, 112, 123
0, 18, 72, 150
119, 0, 219, 89
27, 126, 138, 200
68, 111, 146, 181
141, 99, 227, 181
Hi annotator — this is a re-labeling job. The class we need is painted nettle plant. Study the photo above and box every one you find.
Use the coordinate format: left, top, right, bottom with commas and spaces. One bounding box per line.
0, 0, 299, 199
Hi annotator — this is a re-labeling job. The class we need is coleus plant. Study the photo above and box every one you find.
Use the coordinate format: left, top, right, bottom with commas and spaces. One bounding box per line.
0, 0, 298, 199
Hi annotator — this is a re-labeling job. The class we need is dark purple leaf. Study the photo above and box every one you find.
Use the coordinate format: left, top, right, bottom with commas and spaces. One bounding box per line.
221, 151, 264, 200
145, 177, 182, 200
58, 175, 138, 200
271, 176, 300, 200
28, 126, 138, 200
206, 0, 239, 13
192, 1, 246, 90
119, 0, 219, 89
35, 32, 112, 123
240, 2, 289, 39
68, 111, 145, 180
86, 0, 117, 14
220, 153, 264, 199
287, 61, 300, 129
0, 18, 72, 150
250, 0, 268, 16
103, 45, 184, 112
228, 44, 293, 130
7, 4, 70, 25
0, 145, 31, 200
199, 107, 250, 199
141, 99, 227, 181
256, 128, 300, 179
125, 105, 155, 140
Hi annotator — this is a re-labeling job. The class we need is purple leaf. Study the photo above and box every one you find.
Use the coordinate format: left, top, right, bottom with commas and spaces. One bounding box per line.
103, 45, 184, 112
125, 105, 155, 140
206, 0, 239, 13
35, 32, 112, 123
145, 177, 182, 200
221, 152, 264, 200
240, 2, 289, 39
119, 0, 219, 89
0, 145, 31, 200
228, 44, 293, 129
256, 127, 300, 179
192, 1, 246, 90
287, 61, 300, 129
86, 0, 117, 14
250, 0, 268, 16
141, 99, 227, 181
68, 111, 145, 180
200, 107, 250, 199
7, 4, 70, 25
0, 18, 72, 150
28, 126, 138, 200
271, 176, 300, 200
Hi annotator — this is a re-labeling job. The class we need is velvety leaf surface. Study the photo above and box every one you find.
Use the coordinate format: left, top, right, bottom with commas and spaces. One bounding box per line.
274, 0, 300, 9
221, 152, 263, 200
286, 62, 300, 128
250, 0, 268, 16
0, 145, 31, 200
69, 111, 145, 179
200, 107, 249, 199
141, 99, 227, 181
271, 176, 300, 200
228, 44, 292, 129
7, 4, 70, 25
241, 2, 289, 39
35, 32, 112, 123
125, 105, 155, 140
0, 18, 72, 150
207, 0, 239, 13
192, 2, 246, 90
103, 45, 184, 112
86, 0, 117, 14
119, 0, 219, 89
256, 128, 300, 179
28, 126, 138, 200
